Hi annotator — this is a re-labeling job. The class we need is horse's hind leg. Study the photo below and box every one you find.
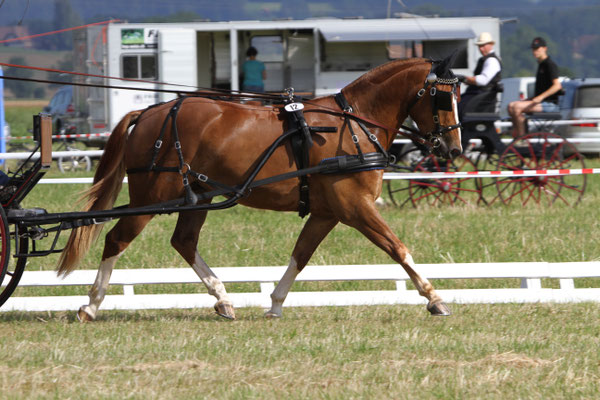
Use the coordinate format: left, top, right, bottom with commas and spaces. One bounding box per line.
78, 214, 155, 322
265, 215, 338, 318
170, 210, 235, 320
348, 202, 450, 316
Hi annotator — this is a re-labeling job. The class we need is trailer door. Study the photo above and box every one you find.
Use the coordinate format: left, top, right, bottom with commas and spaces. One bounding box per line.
158, 29, 198, 102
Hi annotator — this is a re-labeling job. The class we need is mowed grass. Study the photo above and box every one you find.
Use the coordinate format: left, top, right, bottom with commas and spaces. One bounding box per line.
1, 304, 600, 398
0, 164, 598, 398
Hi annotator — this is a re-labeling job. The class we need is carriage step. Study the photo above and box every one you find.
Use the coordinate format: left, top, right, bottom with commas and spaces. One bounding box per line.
526, 112, 562, 120
462, 112, 500, 122
8, 208, 48, 218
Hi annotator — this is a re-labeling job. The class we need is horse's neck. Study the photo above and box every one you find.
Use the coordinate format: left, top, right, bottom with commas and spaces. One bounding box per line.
343, 61, 427, 147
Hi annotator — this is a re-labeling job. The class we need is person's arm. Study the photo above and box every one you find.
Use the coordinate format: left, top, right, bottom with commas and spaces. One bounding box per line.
532, 78, 562, 103
465, 57, 501, 86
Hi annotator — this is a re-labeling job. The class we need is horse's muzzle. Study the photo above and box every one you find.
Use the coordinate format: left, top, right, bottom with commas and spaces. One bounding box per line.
433, 141, 462, 160
449, 147, 462, 159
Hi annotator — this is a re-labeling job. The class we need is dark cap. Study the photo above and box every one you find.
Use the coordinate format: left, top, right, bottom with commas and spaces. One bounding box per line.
531, 37, 547, 49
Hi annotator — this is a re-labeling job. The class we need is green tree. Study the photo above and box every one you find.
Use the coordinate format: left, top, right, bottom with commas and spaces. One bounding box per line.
501, 25, 542, 77
4, 57, 35, 98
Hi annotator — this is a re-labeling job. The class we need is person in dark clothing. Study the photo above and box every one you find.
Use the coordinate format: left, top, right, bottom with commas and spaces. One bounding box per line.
507, 37, 562, 137
458, 32, 502, 118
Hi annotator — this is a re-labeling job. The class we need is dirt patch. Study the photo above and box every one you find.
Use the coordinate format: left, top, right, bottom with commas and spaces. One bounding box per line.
388, 352, 558, 369
94, 360, 210, 373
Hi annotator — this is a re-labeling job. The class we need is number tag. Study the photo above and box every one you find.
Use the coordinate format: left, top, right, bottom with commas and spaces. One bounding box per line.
284, 102, 304, 112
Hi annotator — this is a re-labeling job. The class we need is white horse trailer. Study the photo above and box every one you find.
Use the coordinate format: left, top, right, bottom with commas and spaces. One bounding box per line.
71, 17, 500, 134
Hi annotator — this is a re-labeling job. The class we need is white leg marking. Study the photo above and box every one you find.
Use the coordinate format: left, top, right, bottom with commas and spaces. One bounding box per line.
452, 94, 462, 144
266, 257, 300, 318
404, 253, 432, 295
80, 252, 122, 320
190, 251, 230, 303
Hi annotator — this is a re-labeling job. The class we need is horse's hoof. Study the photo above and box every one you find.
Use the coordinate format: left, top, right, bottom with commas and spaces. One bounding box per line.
264, 311, 281, 319
214, 301, 236, 320
427, 301, 451, 316
77, 307, 95, 323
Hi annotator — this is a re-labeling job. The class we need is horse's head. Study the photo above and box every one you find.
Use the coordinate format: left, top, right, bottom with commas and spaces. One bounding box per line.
407, 55, 463, 159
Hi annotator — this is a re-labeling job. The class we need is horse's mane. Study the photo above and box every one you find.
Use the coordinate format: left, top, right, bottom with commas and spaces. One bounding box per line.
344, 53, 457, 92
344, 58, 427, 90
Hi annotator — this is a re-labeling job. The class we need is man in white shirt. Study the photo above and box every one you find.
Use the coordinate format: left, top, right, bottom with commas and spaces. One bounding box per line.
458, 32, 502, 117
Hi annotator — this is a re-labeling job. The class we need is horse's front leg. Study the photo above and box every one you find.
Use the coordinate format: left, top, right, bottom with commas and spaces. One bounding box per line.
347, 202, 450, 316
266, 215, 338, 318
170, 210, 235, 320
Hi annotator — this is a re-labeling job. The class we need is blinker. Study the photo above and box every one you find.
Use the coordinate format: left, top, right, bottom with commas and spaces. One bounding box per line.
436, 90, 453, 112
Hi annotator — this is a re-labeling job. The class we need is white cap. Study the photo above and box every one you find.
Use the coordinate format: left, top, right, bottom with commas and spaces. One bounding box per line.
475, 32, 495, 46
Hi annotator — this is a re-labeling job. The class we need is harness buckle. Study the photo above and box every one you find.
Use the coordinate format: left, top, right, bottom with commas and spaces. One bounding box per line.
417, 88, 426, 98
197, 173, 208, 183
285, 87, 295, 102
175, 141, 181, 150
368, 133, 378, 142
154, 140, 163, 149
433, 115, 439, 124
430, 87, 437, 96
352, 135, 359, 144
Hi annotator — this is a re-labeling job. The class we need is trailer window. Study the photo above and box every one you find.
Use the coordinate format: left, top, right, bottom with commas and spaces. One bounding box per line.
250, 36, 283, 62
388, 41, 423, 59
121, 54, 158, 80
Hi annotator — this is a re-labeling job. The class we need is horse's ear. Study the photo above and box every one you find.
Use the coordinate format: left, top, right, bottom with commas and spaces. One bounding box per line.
433, 50, 459, 78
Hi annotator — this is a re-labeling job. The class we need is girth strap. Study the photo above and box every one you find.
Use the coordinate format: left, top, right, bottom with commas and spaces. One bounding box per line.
286, 103, 313, 218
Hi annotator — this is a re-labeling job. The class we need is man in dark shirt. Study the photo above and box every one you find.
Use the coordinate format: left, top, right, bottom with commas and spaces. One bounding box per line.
507, 37, 562, 137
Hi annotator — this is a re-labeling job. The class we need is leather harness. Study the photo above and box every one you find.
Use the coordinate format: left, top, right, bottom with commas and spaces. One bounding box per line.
126, 65, 461, 218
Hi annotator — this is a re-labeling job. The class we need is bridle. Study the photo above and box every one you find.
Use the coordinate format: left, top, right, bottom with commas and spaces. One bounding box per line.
405, 69, 462, 150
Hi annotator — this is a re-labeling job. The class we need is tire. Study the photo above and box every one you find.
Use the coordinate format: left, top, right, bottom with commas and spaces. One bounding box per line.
0, 207, 9, 287
0, 208, 28, 309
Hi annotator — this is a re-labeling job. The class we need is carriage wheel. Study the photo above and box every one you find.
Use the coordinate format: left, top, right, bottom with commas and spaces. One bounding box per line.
0, 210, 28, 309
387, 146, 423, 207
0, 207, 9, 287
407, 153, 480, 207
470, 149, 502, 205
496, 132, 587, 206
57, 154, 92, 173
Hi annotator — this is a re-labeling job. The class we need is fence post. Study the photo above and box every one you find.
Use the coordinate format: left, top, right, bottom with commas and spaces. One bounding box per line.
520, 278, 542, 289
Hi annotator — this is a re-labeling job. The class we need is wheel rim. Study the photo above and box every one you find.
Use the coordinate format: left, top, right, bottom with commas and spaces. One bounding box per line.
496, 132, 587, 206
386, 147, 423, 207
0, 207, 9, 287
408, 154, 481, 207
58, 155, 92, 173
471, 150, 502, 205
0, 235, 28, 309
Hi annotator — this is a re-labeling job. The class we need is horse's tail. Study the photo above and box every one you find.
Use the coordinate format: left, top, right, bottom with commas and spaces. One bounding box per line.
56, 110, 142, 276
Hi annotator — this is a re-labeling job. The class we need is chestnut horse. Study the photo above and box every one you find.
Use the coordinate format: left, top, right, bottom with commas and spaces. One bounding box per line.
57, 56, 462, 321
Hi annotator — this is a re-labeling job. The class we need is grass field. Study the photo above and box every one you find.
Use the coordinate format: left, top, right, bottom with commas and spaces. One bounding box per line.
1, 106, 599, 398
